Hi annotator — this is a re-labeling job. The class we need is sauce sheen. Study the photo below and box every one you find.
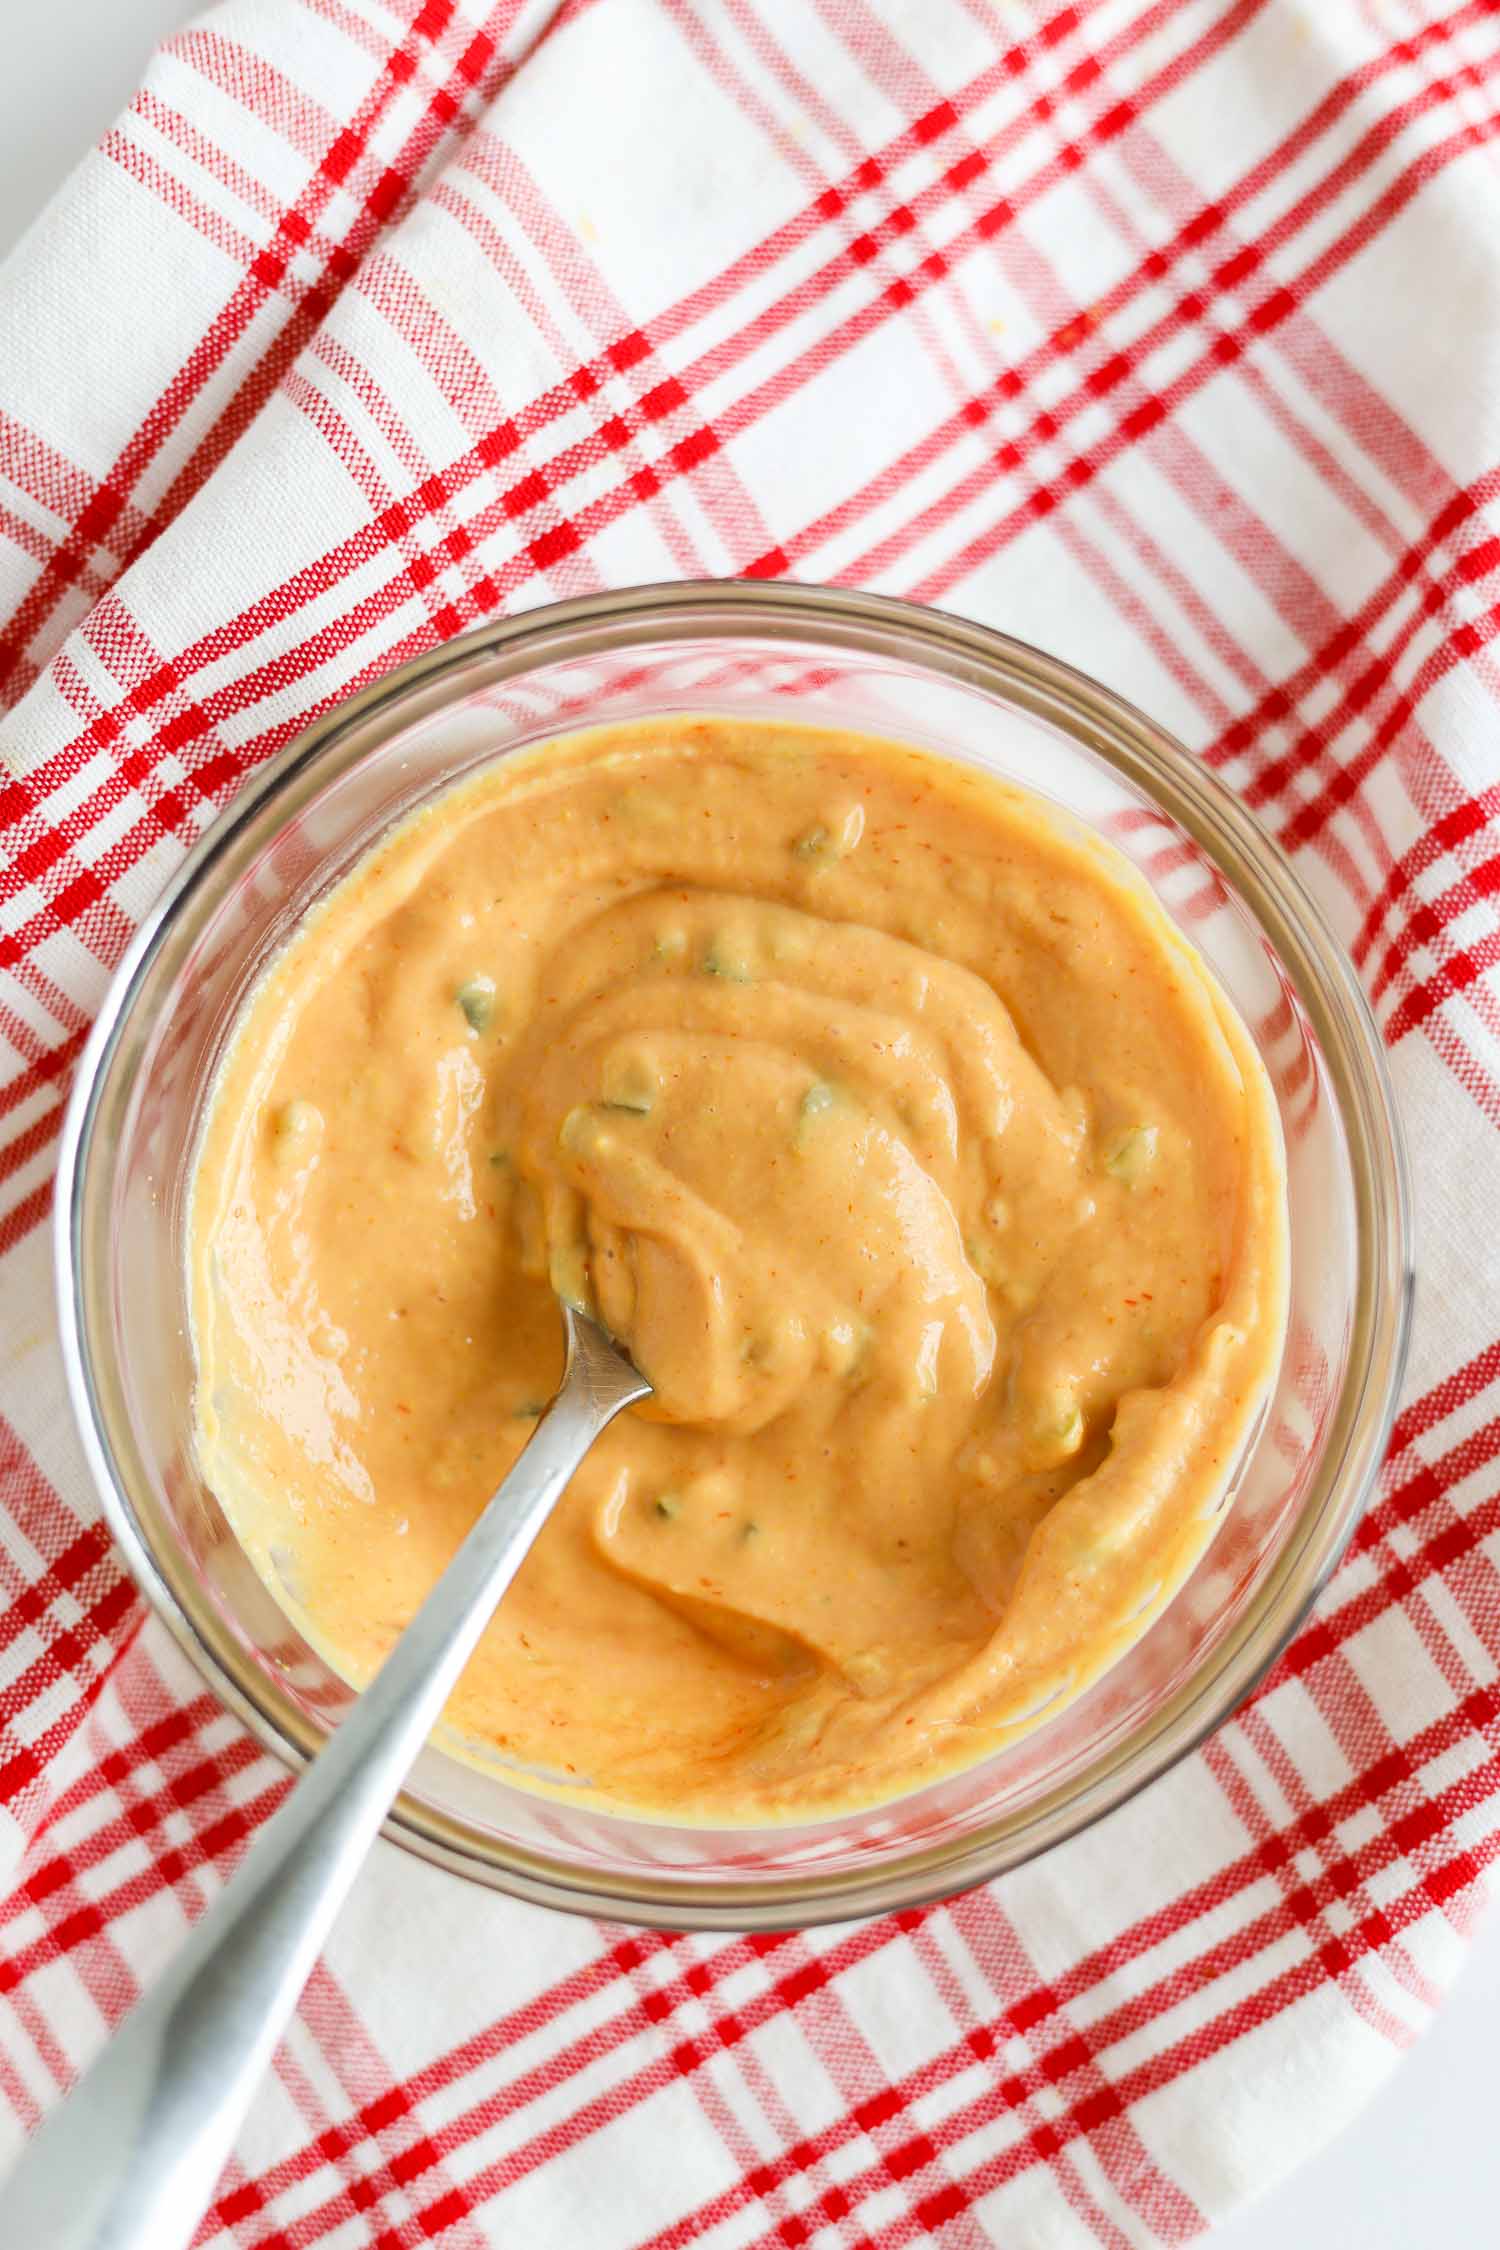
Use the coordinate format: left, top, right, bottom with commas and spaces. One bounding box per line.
189, 717, 1288, 1821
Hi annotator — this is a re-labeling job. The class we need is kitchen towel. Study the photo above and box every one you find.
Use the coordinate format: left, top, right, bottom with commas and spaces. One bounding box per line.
2, 2, 1499, 2242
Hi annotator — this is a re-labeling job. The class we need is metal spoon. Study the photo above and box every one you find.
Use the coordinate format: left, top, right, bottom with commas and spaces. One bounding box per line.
0, 1303, 649, 2250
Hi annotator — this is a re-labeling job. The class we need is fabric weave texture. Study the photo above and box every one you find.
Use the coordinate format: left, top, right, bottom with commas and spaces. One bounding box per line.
1, 2, 1498, 2242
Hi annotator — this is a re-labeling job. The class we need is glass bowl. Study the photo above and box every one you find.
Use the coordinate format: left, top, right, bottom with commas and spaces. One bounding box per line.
54, 582, 1411, 1930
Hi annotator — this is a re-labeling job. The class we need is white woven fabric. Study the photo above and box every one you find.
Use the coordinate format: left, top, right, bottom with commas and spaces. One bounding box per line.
2, 4, 1498, 2241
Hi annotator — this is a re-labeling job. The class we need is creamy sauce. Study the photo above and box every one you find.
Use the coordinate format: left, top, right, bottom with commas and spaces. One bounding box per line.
189, 717, 1287, 1821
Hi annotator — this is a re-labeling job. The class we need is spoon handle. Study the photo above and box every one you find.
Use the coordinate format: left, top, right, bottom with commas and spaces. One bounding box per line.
0, 1308, 648, 2250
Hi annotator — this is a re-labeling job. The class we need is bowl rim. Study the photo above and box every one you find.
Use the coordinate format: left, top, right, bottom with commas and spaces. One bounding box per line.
54, 578, 1413, 1930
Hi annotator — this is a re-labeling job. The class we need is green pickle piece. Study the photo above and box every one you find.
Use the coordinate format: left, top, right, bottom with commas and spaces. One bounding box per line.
456, 974, 497, 1032
1103, 1122, 1159, 1184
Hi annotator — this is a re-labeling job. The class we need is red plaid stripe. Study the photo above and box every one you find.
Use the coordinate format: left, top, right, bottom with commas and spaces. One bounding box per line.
3, 2, 1500, 2244
4, 6, 1492, 1105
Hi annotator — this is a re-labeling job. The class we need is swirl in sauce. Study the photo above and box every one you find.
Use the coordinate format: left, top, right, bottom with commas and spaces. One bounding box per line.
190, 718, 1287, 1820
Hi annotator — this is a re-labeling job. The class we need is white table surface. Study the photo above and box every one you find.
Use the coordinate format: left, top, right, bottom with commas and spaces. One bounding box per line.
3, 5, 1497, 2244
